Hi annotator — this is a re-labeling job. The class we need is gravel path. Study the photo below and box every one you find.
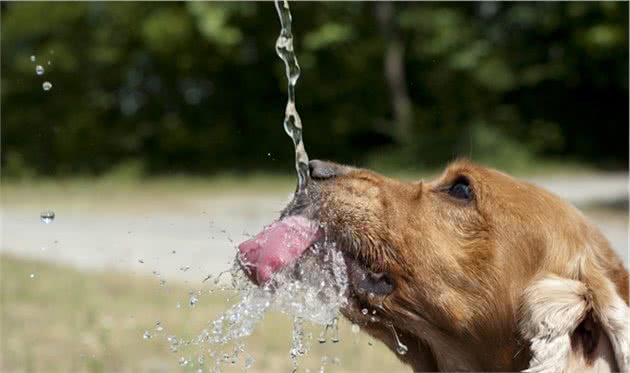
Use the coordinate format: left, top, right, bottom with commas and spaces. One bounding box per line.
2, 173, 627, 283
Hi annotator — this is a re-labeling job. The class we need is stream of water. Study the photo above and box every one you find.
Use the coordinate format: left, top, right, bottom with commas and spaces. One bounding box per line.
274, 0, 310, 196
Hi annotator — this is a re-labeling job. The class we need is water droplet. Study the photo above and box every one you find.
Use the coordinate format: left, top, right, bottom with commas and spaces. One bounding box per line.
159, 279, 166, 287
178, 357, 188, 366
396, 345, 408, 355
30, 55, 36, 62
267, 152, 271, 156
35, 65, 44, 75
138, 259, 144, 264
361, 308, 368, 315
244, 356, 254, 369
29, 273, 35, 279
47, 60, 51, 65
351, 324, 360, 333
318, 323, 329, 344
143, 331, 151, 339
387, 322, 408, 355
40, 211, 55, 224
330, 317, 339, 343
171, 250, 176, 254
180, 265, 190, 272
42, 81, 52, 91
189, 295, 198, 307
176, 302, 181, 309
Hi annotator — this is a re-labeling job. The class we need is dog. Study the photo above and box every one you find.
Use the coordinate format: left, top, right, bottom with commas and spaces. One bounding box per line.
238, 159, 629, 372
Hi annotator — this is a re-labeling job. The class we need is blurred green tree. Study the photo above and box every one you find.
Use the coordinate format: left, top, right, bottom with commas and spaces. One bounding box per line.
1, 2, 627, 177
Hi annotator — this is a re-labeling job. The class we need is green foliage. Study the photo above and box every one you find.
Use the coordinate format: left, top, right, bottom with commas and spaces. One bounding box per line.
1, 2, 627, 178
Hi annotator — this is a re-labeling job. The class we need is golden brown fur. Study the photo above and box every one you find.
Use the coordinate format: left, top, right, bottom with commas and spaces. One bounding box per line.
310, 160, 628, 372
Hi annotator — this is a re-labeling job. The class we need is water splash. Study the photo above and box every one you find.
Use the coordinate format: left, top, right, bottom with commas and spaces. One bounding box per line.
42, 81, 52, 91
274, 0, 310, 196
151, 237, 348, 371
209, 243, 346, 342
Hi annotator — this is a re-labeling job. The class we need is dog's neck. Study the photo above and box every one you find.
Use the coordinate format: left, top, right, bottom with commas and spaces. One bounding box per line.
365, 319, 530, 371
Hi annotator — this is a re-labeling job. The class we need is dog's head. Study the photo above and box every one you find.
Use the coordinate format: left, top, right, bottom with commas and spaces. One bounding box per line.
239, 160, 629, 371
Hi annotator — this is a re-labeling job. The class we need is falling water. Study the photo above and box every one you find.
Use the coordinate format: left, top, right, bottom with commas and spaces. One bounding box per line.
274, 0, 310, 196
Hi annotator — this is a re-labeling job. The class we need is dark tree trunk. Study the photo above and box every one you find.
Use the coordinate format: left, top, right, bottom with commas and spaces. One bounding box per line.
376, 2, 413, 146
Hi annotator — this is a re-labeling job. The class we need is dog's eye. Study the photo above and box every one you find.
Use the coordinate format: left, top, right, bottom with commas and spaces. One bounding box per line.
448, 177, 473, 201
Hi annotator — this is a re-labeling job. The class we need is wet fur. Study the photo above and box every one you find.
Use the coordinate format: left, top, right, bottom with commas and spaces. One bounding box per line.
304, 160, 629, 372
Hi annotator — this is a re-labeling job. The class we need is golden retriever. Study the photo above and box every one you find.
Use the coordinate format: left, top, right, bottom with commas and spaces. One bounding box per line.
239, 160, 629, 372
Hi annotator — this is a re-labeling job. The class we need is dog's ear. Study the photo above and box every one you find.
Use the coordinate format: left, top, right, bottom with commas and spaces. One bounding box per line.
518, 274, 629, 373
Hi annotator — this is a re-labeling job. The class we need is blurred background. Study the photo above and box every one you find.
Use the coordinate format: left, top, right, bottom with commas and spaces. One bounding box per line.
1, 2, 628, 373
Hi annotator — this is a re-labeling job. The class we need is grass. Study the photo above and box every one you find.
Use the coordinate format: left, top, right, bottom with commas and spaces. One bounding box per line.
0, 254, 408, 373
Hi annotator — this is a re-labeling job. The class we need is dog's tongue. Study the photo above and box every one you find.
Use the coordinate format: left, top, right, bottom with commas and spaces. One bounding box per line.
238, 216, 320, 285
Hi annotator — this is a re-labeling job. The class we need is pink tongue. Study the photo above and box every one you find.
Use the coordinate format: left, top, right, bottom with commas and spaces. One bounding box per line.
238, 216, 320, 284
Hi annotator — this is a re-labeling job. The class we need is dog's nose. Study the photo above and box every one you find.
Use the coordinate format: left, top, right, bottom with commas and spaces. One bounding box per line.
309, 160, 341, 180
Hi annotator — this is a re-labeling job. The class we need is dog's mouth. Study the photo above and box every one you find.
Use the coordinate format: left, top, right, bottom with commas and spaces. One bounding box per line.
237, 215, 322, 285
237, 197, 395, 315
